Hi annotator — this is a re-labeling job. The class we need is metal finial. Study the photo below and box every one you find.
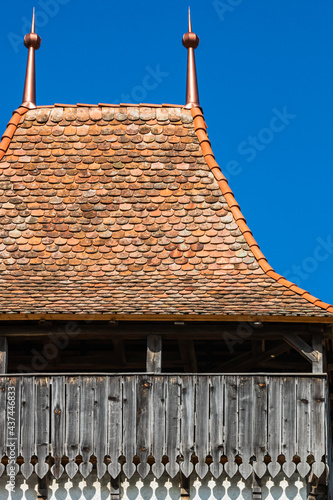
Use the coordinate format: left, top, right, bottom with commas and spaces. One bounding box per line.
22, 8, 41, 109
182, 8, 200, 109
188, 7, 192, 33
31, 7, 35, 34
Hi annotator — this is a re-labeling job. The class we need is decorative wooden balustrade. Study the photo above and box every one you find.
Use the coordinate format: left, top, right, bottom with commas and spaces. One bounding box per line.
0, 374, 327, 480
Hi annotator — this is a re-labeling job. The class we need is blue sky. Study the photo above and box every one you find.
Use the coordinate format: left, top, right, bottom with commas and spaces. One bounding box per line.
1, 0, 333, 305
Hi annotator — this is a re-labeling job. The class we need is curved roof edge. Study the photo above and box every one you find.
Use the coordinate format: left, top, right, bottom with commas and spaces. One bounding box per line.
191, 107, 333, 315
0, 106, 29, 161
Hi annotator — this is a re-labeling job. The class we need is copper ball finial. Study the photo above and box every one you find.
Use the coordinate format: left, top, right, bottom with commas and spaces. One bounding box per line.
182, 8, 199, 49
24, 8, 41, 50
24, 33, 41, 50
182, 32, 200, 50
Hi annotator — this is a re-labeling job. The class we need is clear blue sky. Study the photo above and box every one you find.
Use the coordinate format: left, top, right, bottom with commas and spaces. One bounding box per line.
1, 0, 333, 305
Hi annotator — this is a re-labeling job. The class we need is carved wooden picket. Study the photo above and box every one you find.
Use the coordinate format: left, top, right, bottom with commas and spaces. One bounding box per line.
0, 375, 327, 480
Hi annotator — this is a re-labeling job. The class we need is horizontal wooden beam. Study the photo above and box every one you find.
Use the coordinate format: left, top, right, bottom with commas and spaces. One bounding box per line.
0, 313, 331, 323
0, 322, 323, 340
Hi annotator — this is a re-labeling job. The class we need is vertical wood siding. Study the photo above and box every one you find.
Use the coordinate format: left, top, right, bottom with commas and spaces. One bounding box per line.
0, 375, 327, 480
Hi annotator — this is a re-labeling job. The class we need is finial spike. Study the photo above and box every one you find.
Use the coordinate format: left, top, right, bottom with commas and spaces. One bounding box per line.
188, 7, 192, 33
182, 9, 200, 109
31, 8, 35, 34
21, 9, 41, 109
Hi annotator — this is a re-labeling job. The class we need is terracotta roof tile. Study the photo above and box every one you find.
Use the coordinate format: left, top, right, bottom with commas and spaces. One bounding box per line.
0, 103, 331, 318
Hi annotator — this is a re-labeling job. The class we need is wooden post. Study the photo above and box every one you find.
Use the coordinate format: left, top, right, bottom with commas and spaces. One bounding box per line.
37, 475, 49, 499
251, 473, 262, 500
180, 473, 190, 500
0, 337, 8, 374
111, 477, 120, 500
312, 334, 323, 374
146, 335, 162, 373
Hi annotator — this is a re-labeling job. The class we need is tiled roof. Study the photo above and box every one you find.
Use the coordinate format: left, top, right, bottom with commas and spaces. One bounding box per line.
0, 103, 332, 318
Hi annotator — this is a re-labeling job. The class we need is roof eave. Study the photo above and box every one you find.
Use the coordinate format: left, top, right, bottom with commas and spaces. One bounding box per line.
0, 313, 332, 323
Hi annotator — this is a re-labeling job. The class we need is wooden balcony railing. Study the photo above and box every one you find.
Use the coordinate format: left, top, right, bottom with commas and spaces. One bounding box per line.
0, 374, 327, 480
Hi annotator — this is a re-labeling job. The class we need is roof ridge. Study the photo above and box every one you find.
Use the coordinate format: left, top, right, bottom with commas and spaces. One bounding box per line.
0, 106, 29, 161
191, 107, 333, 315
31, 103, 185, 109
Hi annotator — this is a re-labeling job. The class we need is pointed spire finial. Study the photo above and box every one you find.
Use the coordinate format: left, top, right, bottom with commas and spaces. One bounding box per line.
182, 8, 200, 109
22, 8, 41, 109
31, 7, 36, 33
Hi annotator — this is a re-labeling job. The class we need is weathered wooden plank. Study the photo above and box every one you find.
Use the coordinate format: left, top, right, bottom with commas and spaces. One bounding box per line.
152, 376, 166, 478
179, 375, 195, 477
146, 335, 162, 373
35, 377, 50, 478
0, 338, 8, 374
0, 376, 8, 467
224, 376, 238, 477
267, 376, 282, 477
252, 376, 268, 478
94, 376, 108, 478
238, 376, 253, 478
296, 377, 311, 477
107, 376, 122, 478
136, 375, 153, 478
51, 376, 65, 479
122, 375, 136, 478
282, 377, 297, 477
195, 376, 209, 478
20, 376, 35, 478
310, 377, 326, 478
65, 376, 80, 479
209, 375, 223, 478
79, 377, 94, 477
6, 376, 20, 477
165, 375, 180, 478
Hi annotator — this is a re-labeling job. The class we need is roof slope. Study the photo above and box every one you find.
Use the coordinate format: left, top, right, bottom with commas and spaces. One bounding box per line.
0, 103, 332, 318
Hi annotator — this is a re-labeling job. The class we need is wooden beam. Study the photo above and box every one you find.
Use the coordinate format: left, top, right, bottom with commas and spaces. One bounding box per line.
215, 342, 290, 372
178, 340, 197, 372
312, 334, 323, 374
0, 312, 332, 323
146, 335, 162, 373
282, 333, 321, 369
236, 343, 290, 372
0, 337, 8, 374
0, 322, 325, 339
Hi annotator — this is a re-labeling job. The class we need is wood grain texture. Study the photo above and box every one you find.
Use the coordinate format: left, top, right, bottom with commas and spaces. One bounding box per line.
20, 376, 34, 478
108, 376, 122, 478
146, 335, 162, 373
65, 376, 80, 479
51, 376, 65, 479
0, 338, 8, 374
35, 377, 49, 478
209, 375, 223, 478
0, 374, 326, 480
180, 375, 195, 477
